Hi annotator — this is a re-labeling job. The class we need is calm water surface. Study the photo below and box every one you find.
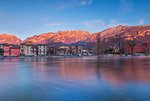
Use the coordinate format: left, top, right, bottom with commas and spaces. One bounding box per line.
0, 56, 150, 101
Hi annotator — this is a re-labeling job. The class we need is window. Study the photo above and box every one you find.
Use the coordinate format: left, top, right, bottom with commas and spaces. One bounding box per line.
6, 49, 8, 51
12, 49, 14, 51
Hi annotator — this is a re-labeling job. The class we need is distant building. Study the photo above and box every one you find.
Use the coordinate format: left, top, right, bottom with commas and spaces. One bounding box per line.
10, 46, 20, 56
4, 45, 20, 56
0, 43, 12, 49
21, 42, 48, 56
72, 46, 77, 55
0, 44, 4, 49
32, 45, 38, 56
25, 41, 33, 45
56, 45, 83, 56
72, 46, 83, 55
77, 46, 83, 54
20, 41, 34, 56
47, 47, 57, 55
20, 43, 26, 55
37, 44, 47, 56
4, 44, 11, 56
24, 45, 34, 56
57, 46, 71, 55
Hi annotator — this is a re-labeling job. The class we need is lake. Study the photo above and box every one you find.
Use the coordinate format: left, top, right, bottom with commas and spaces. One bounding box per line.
0, 56, 150, 101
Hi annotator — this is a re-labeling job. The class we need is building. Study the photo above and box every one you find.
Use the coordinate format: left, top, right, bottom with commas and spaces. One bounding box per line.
72, 46, 77, 55
37, 44, 47, 56
20, 41, 34, 56
0, 43, 12, 49
23, 43, 48, 56
10, 46, 20, 56
47, 47, 57, 55
57, 46, 71, 55
24, 45, 34, 56
4, 44, 11, 56
56, 45, 84, 56
32, 45, 38, 56
4, 45, 20, 56
25, 41, 33, 45
21, 41, 35, 56
0, 44, 4, 49
72, 46, 83, 55
77, 46, 83, 54
20, 43, 26, 55
0, 44, 8, 55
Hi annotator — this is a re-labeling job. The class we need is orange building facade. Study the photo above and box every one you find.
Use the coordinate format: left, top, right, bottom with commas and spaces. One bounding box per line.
4, 45, 20, 56
4, 45, 11, 56
10, 46, 20, 56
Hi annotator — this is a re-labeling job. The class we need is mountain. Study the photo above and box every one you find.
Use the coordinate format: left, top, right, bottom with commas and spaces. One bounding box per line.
0, 34, 21, 44
87, 25, 150, 43
0, 25, 150, 45
22, 30, 92, 44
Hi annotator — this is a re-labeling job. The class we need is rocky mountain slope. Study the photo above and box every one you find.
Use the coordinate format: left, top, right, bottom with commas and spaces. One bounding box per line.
22, 30, 92, 44
0, 34, 21, 44
0, 25, 150, 45
87, 25, 150, 43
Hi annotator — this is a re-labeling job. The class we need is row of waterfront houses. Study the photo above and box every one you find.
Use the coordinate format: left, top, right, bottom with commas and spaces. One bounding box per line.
1, 41, 150, 56
0, 41, 88, 56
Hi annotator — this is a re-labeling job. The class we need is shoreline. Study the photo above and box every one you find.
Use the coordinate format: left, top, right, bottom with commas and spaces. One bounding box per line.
1, 54, 150, 59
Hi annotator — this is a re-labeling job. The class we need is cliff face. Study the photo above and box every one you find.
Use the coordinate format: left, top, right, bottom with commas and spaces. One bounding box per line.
1, 25, 150, 45
87, 25, 150, 43
0, 34, 21, 44
22, 30, 92, 44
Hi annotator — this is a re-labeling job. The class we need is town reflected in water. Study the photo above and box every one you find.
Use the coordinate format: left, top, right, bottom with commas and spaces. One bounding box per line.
0, 56, 150, 101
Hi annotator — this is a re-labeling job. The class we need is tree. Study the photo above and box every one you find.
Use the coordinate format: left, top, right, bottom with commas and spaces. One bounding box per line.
87, 42, 96, 53
96, 34, 105, 55
96, 34, 101, 55
107, 34, 125, 54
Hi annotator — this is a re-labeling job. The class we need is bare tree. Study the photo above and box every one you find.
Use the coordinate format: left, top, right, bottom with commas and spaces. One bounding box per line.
87, 42, 96, 50
96, 34, 105, 55
96, 34, 101, 55
107, 34, 125, 54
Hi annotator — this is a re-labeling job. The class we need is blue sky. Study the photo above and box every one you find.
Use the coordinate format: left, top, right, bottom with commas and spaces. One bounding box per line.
0, 0, 150, 40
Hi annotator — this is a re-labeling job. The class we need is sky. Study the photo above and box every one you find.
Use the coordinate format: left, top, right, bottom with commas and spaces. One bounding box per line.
0, 0, 150, 40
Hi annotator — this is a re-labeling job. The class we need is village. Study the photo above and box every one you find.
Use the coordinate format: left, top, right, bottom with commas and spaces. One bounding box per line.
0, 36, 150, 57
0, 41, 92, 57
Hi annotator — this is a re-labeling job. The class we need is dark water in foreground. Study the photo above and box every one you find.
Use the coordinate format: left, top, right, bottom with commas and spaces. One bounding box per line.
0, 56, 150, 101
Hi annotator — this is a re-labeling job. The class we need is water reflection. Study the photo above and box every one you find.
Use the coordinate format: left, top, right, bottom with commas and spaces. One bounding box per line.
0, 57, 150, 101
